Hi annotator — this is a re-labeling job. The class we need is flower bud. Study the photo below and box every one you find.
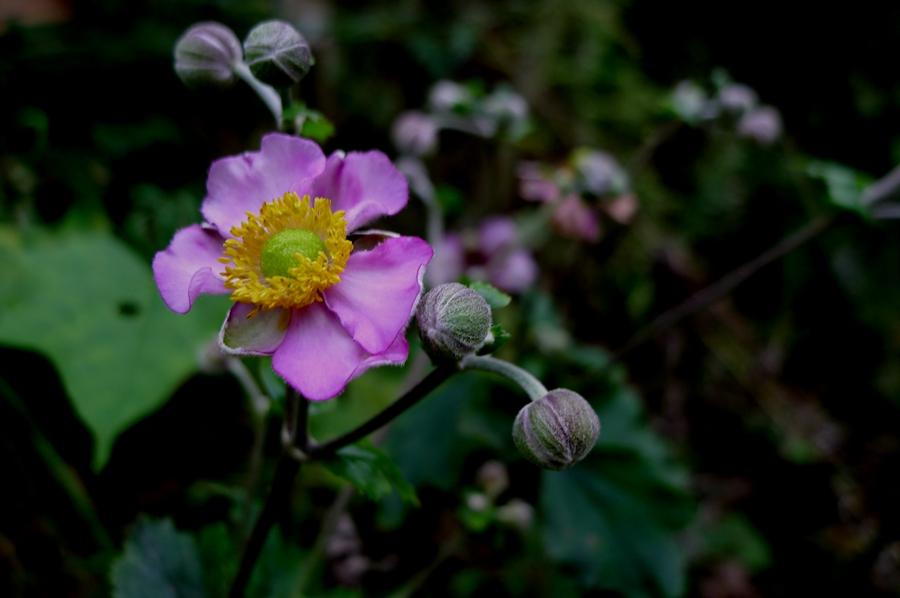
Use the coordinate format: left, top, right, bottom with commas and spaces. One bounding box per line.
243, 20, 314, 87
416, 282, 492, 363
174, 22, 242, 88
512, 389, 600, 470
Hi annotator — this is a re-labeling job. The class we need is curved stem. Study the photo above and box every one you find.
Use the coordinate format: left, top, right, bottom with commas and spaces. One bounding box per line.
459, 355, 547, 401
234, 62, 282, 126
308, 365, 455, 459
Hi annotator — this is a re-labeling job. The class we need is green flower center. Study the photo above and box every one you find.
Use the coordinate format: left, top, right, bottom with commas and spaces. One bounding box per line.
260, 228, 327, 278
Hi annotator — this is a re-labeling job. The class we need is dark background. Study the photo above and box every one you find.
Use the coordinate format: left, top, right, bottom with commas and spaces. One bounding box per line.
2, 0, 900, 596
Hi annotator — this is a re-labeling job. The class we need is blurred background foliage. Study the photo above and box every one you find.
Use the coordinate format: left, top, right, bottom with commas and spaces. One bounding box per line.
2, 0, 900, 596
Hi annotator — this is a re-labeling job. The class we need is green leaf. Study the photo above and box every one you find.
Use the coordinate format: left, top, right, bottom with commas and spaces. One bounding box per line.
110, 518, 205, 598
0, 231, 228, 468
806, 160, 872, 215
386, 374, 482, 489
540, 387, 694, 597
478, 323, 511, 354
323, 440, 419, 505
469, 281, 511, 309
284, 101, 335, 142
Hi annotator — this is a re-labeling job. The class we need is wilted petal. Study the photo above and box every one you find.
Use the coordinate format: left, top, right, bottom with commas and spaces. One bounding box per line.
219, 303, 290, 355
153, 224, 227, 314
201, 133, 326, 236
308, 151, 408, 232
324, 236, 432, 354
272, 303, 408, 401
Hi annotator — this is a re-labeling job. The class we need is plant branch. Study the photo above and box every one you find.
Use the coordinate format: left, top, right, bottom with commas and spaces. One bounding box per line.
229, 365, 454, 596
229, 390, 308, 598
307, 365, 455, 460
459, 354, 547, 400
612, 215, 834, 361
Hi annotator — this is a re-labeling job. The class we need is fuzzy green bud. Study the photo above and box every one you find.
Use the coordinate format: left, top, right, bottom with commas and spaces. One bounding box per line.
243, 20, 314, 87
512, 389, 600, 470
416, 283, 492, 363
174, 22, 242, 88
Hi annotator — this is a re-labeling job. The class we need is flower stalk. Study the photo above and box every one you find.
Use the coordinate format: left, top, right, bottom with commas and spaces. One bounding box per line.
459, 354, 547, 401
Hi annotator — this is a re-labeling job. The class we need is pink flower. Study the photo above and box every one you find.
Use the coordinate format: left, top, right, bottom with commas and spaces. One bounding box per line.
552, 196, 601, 242
153, 133, 433, 400
426, 217, 538, 294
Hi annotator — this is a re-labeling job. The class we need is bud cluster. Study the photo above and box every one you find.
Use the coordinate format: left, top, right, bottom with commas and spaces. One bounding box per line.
174, 20, 313, 89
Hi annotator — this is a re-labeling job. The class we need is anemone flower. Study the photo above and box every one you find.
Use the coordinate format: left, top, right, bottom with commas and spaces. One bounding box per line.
153, 133, 433, 400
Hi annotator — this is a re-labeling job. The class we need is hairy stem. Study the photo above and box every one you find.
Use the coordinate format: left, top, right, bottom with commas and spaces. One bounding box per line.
234, 62, 283, 126
459, 354, 547, 400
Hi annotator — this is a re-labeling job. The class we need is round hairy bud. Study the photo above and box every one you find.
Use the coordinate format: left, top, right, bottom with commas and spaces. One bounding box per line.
243, 20, 314, 87
416, 283, 492, 363
512, 389, 600, 470
174, 22, 242, 88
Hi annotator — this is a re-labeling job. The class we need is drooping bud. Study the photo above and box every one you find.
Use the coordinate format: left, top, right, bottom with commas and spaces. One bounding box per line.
243, 20, 314, 87
512, 389, 600, 470
416, 282, 492, 363
174, 22, 242, 87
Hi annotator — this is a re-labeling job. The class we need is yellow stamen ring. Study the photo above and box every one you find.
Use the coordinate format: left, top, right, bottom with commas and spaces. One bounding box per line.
220, 192, 352, 312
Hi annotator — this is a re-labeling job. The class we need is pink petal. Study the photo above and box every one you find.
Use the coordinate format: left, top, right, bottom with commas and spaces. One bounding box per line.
153, 224, 228, 314
308, 151, 408, 232
201, 133, 326, 236
272, 303, 409, 401
218, 303, 290, 355
487, 248, 538, 294
478, 216, 519, 254
324, 236, 432, 354
426, 233, 464, 287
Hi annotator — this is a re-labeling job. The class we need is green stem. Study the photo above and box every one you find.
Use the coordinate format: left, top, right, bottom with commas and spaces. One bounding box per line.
307, 365, 455, 459
459, 354, 547, 401
229, 389, 307, 598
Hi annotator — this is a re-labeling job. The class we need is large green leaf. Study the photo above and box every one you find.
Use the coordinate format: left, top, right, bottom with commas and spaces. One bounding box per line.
110, 518, 205, 598
0, 231, 228, 468
540, 387, 694, 597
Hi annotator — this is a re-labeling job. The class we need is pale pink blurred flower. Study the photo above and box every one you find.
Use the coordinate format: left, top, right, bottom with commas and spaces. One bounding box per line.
718, 83, 758, 113
392, 111, 439, 156
552, 196, 601, 242
605, 193, 639, 224
517, 161, 560, 203
738, 105, 782, 144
